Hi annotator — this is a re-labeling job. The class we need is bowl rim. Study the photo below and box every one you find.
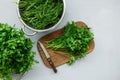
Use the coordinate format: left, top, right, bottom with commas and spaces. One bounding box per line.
17, 0, 66, 32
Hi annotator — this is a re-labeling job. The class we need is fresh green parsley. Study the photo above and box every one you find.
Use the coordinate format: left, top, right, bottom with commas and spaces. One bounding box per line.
0, 23, 38, 80
47, 22, 94, 65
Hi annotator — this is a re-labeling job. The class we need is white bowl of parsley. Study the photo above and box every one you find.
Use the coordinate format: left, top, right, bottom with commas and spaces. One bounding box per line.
17, 0, 65, 35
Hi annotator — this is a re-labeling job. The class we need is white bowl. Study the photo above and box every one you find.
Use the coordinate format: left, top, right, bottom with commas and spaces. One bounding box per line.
17, 0, 65, 36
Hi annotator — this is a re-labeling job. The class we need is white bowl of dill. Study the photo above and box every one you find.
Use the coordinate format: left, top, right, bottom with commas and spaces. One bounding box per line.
17, 0, 65, 35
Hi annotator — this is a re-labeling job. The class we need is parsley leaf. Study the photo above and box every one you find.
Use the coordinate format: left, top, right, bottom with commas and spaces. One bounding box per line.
0, 23, 38, 80
47, 22, 94, 65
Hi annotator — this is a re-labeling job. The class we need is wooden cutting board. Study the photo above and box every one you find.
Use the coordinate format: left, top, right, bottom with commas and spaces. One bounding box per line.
37, 21, 95, 68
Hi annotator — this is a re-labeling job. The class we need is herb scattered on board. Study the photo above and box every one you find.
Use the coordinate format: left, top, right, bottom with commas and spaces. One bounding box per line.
19, 0, 63, 29
47, 22, 94, 65
0, 23, 38, 80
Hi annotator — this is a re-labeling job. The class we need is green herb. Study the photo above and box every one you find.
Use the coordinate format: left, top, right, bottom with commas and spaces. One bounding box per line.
0, 23, 38, 80
19, 0, 63, 29
47, 22, 94, 65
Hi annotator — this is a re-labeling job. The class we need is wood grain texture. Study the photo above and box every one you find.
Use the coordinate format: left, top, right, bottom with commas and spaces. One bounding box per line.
37, 21, 95, 68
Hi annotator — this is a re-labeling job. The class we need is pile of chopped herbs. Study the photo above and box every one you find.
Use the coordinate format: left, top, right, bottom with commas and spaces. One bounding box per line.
19, 0, 63, 29
47, 22, 94, 65
0, 23, 38, 80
